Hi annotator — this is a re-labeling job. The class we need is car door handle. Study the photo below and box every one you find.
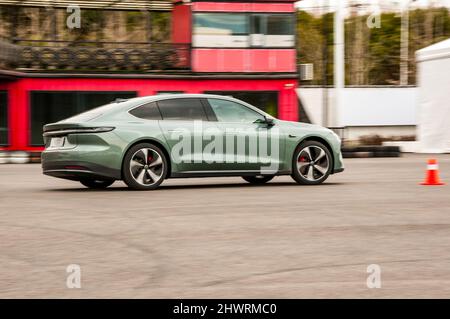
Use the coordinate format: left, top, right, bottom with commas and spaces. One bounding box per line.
167, 129, 185, 134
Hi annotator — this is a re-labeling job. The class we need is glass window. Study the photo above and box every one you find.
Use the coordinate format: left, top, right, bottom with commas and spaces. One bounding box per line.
129, 102, 162, 120
207, 98, 264, 123
0, 92, 8, 145
30, 91, 136, 146
266, 14, 294, 35
249, 14, 294, 36
157, 98, 207, 121
194, 13, 248, 35
31, 92, 78, 146
251, 15, 263, 34
205, 91, 278, 118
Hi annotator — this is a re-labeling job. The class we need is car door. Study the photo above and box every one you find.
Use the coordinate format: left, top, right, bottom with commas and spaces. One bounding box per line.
204, 98, 284, 174
157, 97, 217, 172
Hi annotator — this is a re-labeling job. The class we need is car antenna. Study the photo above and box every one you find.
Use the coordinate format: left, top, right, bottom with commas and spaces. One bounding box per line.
113, 98, 128, 103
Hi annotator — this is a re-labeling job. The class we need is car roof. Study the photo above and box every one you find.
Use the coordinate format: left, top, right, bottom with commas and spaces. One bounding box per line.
128, 93, 237, 102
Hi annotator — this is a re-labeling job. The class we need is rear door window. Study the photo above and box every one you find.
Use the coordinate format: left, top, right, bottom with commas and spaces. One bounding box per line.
157, 98, 208, 121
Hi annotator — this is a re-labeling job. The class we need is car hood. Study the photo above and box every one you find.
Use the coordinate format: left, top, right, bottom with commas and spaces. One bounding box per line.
276, 120, 332, 135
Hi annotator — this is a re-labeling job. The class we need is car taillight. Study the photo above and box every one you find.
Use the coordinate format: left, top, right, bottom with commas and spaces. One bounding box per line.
43, 127, 115, 137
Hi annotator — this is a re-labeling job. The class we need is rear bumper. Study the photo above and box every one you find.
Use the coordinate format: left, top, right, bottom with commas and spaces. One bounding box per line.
41, 135, 123, 181
42, 160, 121, 181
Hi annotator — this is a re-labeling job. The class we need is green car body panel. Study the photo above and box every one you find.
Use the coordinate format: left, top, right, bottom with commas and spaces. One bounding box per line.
42, 94, 344, 183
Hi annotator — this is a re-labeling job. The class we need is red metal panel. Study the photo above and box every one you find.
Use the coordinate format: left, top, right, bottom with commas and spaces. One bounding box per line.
272, 49, 297, 72
251, 50, 273, 72
279, 82, 298, 121
192, 49, 296, 72
5, 81, 29, 151
250, 2, 295, 12
222, 50, 246, 72
171, 3, 192, 44
193, 49, 219, 72
192, 2, 295, 12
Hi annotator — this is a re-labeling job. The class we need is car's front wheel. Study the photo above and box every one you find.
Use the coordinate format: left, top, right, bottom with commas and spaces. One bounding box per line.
80, 179, 114, 189
291, 140, 332, 185
242, 175, 274, 184
122, 143, 168, 190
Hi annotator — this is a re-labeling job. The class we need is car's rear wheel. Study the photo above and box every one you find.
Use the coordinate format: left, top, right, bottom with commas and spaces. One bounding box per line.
291, 140, 332, 185
122, 143, 168, 190
80, 179, 114, 189
242, 175, 274, 184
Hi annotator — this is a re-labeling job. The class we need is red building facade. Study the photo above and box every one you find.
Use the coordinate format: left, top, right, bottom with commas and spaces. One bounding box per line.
0, 0, 298, 152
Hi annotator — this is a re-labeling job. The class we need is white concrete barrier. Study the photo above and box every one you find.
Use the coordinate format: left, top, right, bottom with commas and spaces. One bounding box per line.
296, 87, 417, 127
5, 151, 30, 164
0, 151, 8, 164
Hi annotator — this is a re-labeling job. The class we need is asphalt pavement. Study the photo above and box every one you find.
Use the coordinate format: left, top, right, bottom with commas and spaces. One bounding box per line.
0, 154, 449, 298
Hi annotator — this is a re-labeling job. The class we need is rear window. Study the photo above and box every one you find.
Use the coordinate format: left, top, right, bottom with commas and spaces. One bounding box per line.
129, 102, 162, 120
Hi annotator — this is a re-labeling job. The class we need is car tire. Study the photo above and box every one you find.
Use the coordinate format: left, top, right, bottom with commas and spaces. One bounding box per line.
80, 179, 114, 189
242, 175, 274, 184
122, 143, 168, 190
291, 140, 332, 185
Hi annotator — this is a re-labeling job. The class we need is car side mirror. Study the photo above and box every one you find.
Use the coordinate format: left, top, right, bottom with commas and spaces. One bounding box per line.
254, 117, 275, 126
264, 117, 275, 126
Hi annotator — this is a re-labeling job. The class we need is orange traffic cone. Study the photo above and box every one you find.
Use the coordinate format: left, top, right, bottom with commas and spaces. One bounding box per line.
420, 159, 445, 186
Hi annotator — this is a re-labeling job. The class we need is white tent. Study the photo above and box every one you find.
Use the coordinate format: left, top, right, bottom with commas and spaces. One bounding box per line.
416, 38, 450, 153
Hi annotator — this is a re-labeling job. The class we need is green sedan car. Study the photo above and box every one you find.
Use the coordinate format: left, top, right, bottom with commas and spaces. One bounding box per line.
42, 94, 344, 190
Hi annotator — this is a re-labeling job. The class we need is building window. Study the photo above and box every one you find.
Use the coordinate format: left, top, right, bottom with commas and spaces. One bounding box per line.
266, 14, 294, 36
194, 13, 248, 36
193, 13, 294, 48
250, 14, 295, 47
30, 91, 137, 146
204, 91, 278, 118
0, 91, 7, 146
251, 14, 264, 34
250, 14, 295, 37
193, 13, 249, 48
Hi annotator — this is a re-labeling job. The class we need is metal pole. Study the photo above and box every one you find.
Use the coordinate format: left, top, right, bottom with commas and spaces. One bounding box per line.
146, 9, 152, 43
322, 1, 329, 127
334, 0, 345, 127
11, 7, 19, 42
400, 0, 410, 85
51, 6, 58, 41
